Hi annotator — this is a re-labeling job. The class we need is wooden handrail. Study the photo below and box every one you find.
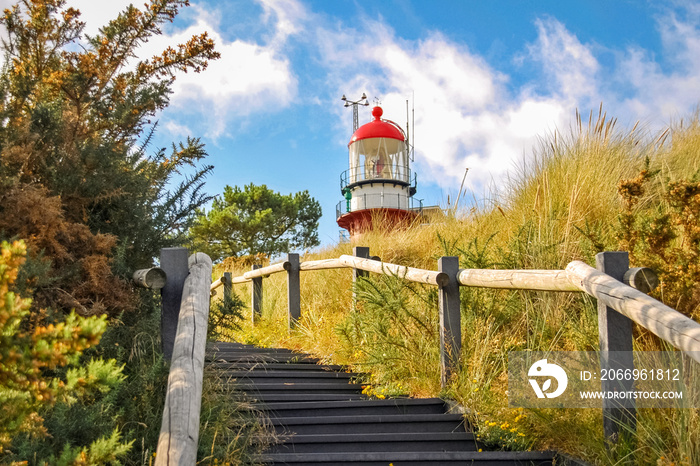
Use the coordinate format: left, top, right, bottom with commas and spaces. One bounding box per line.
156, 253, 212, 466
244, 261, 290, 279
300, 258, 344, 271
337, 254, 449, 286
566, 260, 700, 363
457, 268, 578, 291
210, 256, 448, 290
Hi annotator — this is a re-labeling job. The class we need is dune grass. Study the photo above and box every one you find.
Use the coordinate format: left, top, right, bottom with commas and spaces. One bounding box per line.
213, 108, 700, 466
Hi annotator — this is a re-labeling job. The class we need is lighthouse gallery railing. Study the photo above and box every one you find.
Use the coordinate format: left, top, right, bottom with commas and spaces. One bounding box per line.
335, 194, 424, 219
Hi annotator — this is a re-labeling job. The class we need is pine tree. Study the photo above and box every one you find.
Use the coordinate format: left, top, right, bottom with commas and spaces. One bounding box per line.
189, 183, 322, 261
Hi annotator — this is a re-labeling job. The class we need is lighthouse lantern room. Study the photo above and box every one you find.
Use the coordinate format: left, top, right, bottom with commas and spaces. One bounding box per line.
337, 104, 420, 239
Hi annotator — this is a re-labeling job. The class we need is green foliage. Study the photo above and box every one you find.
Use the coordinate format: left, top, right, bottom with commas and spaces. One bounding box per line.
189, 183, 322, 261
53, 429, 132, 466
0, 0, 219, 315
337, 273, 440, 391
616, 158, 700, 320
0, 0, 223, 460
7, 294, 167, 465
208, 292, 246, 341
0, 240, 128, 462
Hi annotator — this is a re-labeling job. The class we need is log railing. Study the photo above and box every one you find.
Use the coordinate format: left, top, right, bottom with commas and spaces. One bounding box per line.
155, 252, 212, 466
210, 246, 700, 443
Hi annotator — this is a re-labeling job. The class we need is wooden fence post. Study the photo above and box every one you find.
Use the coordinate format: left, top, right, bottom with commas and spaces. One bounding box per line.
287, 253, 301, 328
251, 264, 263, 324
159, 247, 189, 362
438, 256, 461, 388
353, 246, 370, 280
352, 247, 370, 309
596, 251, 636, 444
223, 272, 232, 302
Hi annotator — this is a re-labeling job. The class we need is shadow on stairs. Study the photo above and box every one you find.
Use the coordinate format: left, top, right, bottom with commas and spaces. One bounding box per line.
206, 341, 583, 466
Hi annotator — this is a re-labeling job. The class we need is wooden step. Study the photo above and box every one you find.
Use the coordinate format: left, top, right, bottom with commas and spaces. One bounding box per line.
267, 431, 477, 453
270, 413, 466, 435
258, 450, 556, 465
210, 362, 347, 371
219, 370, 360, 384
258, 398, 447, 417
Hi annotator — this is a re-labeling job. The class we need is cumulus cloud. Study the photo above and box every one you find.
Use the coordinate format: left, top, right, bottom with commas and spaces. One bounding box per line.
152, 2, 300, 139
141, 5, 298, 138
615, 4, 700, 123
68, 0, 299, 139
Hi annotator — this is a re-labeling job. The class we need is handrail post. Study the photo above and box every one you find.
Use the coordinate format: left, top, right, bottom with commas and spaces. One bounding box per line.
251, 264, 263, 324
353, 247, 370, 279
353, 247, 370, 309
438, 256, 461, 388
223, 272, 232, 302
287, 253, 301, 328
159, 247, 189, 362
596, 251, 636, 444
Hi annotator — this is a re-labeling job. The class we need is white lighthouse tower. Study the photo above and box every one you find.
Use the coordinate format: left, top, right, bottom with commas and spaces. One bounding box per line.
336, 104, 421, 238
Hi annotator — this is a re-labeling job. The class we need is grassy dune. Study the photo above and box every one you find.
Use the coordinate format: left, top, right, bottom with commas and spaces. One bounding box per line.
216, 109, 700, 465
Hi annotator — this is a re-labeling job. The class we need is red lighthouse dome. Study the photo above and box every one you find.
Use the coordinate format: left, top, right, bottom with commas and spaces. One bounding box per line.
349, 107, 405, 144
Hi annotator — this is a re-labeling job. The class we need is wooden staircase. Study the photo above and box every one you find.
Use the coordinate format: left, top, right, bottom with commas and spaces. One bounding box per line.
207, 341, 564, 466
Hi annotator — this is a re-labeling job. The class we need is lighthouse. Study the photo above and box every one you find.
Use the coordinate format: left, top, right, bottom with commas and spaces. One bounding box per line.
336, 104, 421, 239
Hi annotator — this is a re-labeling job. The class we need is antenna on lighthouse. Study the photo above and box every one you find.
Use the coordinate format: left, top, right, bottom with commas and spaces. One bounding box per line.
341, 93, 369, 132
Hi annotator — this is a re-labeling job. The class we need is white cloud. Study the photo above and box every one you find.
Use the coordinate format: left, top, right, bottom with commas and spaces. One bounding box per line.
163, 119, 192, 139
68, 0, 132, 36
258, 0, 306, 46
614, 4, 700, 124
72, 0, 299, 139
527, 17, 600, 104
139, 6, 298, 138
151, 2, 302, 138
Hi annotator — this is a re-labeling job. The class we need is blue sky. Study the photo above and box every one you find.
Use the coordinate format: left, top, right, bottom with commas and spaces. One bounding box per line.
24, 1, 700, 247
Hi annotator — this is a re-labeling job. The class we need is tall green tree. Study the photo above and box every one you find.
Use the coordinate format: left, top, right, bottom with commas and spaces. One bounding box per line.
0, 0, 219, 316
189, 183, 322, 261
